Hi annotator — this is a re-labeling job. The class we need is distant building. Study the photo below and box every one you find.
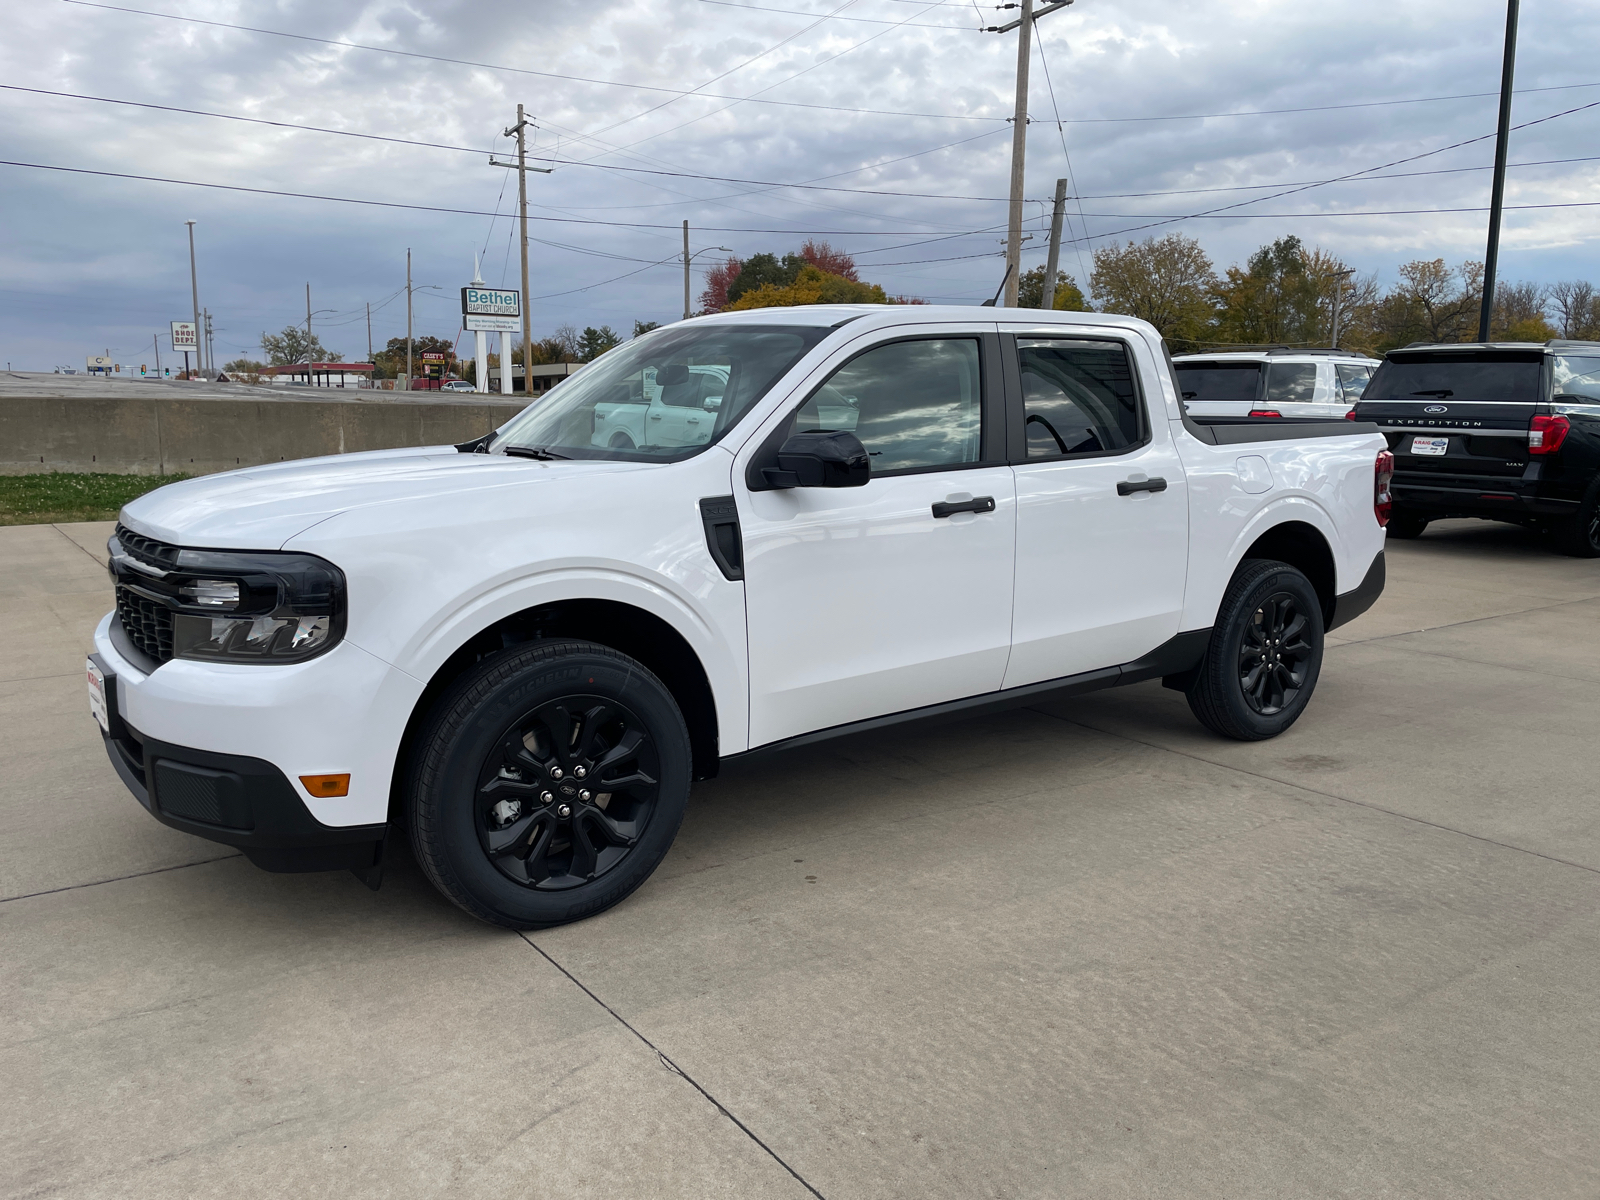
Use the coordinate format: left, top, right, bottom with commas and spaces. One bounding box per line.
261, 362, 375, 388
487, 362, 582, 395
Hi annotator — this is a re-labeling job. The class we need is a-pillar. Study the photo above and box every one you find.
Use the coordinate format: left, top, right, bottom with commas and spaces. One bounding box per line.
499, 330, 513, 397
474, 329, 489, 394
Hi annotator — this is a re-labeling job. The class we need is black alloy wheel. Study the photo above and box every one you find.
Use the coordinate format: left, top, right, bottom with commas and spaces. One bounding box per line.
408, 641, 690, 928
477, 698, 660, 891
1237, 592, 1314, 716
1186, 558, 1325, 741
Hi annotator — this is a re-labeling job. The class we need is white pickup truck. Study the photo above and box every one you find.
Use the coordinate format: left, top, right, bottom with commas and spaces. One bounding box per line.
91, 305, 1391, 929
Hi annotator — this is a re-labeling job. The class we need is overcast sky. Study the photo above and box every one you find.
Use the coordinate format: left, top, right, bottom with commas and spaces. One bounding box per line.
3, 0, 1597, 369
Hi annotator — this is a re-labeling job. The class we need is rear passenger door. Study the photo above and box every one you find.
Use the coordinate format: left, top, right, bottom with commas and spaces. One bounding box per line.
1000, 331, 1189, 688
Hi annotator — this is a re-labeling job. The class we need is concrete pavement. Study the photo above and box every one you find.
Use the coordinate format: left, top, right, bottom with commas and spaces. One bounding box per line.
3, 519, 1598, 1197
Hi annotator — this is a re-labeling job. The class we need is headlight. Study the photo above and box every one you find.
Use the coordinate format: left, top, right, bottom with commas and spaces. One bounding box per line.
110, 531, 346, 665
168, 549, 345, 663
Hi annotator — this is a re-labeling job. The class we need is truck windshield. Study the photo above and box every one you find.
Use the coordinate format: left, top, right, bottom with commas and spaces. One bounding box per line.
1365, 354, 1542, 403
1173, 362, 1260, 402
492, 323, 830, 461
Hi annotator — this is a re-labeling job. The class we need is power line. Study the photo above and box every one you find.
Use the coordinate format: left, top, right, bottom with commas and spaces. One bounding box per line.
697, 0, 979, 28
56, 0, 1006, 123
54, 1, 1600, 127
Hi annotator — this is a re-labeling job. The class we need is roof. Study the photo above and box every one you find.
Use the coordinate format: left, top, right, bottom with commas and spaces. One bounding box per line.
677, 303, 1165, 337
1173, 349, 1380, 364
1394, 340, 1600, 354
261, 362, 375, 374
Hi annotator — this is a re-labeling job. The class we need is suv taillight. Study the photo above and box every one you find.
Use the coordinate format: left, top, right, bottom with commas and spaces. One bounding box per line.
1344, 408, 1359, 420
1529, 414, 1569, 455
1375, 450, 1394, 527
1249, 408, 1282, 418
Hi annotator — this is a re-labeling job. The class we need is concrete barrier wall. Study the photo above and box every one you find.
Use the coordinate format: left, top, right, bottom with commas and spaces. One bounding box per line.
0, 395, 528, 475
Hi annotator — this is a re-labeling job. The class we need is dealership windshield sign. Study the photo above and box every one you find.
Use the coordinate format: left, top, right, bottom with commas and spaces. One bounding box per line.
462, 287, 521, 332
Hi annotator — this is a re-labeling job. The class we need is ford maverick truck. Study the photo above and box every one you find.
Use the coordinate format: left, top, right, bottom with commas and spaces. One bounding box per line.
91, 305, 1390, 928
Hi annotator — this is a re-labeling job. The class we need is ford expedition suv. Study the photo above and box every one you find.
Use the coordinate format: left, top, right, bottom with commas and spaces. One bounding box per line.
90, 306, 1391, 929
1350, 340, 1600, 554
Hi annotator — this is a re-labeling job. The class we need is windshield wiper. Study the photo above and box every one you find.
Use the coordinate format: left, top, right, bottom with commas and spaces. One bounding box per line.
1409, 389, 1454, 398
501, 445, 570, 461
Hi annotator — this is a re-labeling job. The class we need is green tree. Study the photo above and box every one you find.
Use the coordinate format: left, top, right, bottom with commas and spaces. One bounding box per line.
260, 326, 338, 365
632, 320, 662, 338
578, 326, 622, 362
1363, 259, 1484, 351
1017, 265, 1088, 311
1090, 234, 1217, 347
1207, 236, 1330, 347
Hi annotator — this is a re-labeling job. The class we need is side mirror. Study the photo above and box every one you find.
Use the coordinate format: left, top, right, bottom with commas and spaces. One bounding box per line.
762, 430, 870, 489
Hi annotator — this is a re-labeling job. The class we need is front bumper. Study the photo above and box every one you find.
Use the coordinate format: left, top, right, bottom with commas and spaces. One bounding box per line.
92, 611, 427, 869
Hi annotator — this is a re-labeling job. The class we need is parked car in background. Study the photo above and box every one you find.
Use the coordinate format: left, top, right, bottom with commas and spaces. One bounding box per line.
1350, 340, 1600, 554
1174, 349, 1380, 419
92, 306, 1389, 929
441, 380, 475, 392
591, 363, 729, 450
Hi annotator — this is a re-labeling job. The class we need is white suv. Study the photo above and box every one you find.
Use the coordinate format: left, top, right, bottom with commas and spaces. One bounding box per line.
1173, 350, 1379, 419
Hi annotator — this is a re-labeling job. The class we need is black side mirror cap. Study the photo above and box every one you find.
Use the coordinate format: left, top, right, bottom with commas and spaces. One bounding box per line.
762, 430, 871, 489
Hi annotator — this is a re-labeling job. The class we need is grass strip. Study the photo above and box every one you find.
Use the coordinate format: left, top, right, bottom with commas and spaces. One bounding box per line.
0, 472, 189, 526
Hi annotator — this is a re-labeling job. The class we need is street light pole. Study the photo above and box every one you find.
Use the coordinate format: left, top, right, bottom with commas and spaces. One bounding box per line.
1478, 0, 1520, 343
185, 219, 200, 377
406, 248, 413, 391
683, 221, 692, 320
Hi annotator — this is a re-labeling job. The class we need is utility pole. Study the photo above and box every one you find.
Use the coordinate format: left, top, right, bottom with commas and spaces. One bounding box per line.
1041, 178, 1068, 309
683, 221, 692, 320
1478, 0, 1520, 342
305, 283, 314, 382
153, 332, 160, 378
1327, 267, 1356, 348
204, 309, 214, 372
184, 219, 201, 376
366, 301, 373, 365
491, 106, 551, 393
405, 248, 413, 390
990, 0, 1072, 307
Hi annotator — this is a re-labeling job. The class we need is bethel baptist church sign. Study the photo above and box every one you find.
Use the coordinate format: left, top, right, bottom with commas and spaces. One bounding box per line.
461, 287, 521, 332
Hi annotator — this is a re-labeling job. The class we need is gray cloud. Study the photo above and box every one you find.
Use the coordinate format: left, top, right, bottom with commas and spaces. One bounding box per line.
3, 0, 1597, 368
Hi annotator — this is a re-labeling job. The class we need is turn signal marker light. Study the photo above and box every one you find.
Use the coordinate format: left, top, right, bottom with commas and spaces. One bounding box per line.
300, 773, 351, 798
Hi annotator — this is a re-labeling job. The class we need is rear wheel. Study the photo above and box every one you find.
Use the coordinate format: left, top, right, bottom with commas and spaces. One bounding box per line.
1385, 512, 1430, 540
1553, 483, 1600, 558
1186, 559, 1325, 741
407, 641, 690, 929
609, 432, 637, 451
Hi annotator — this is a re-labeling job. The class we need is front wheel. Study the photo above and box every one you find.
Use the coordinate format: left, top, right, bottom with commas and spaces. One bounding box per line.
407, 641, 690, 929
1186, 559, 1325, 741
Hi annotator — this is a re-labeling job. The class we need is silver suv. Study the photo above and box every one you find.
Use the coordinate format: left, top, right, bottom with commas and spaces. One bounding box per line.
1173, 349, 1380, 419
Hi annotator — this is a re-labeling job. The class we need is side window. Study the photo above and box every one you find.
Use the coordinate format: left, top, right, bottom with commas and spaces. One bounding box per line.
1018, 339, 1144, 458
1265, 362, 1317, 404
1335, 363, 1371, 402
792, 338, 982, 473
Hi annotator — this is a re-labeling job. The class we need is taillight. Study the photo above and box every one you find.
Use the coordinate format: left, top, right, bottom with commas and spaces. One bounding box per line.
1375, 450, 1394, 527
1529, 414, 1570, 455
1249, 409, 1282, 418
1344, 408, 1359, 420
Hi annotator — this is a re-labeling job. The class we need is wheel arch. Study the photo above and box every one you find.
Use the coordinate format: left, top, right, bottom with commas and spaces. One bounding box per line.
1236, 519, 1337, 625
390, 598, 722, 821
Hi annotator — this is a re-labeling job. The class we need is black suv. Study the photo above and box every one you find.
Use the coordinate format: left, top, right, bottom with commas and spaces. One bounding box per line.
1350, 341, 1600, 555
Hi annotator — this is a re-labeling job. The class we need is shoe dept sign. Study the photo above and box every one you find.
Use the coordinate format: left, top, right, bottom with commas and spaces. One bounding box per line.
461, 287, 521, 332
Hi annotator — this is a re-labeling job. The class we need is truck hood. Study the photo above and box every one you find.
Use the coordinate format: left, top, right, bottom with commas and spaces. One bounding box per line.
119, 446, 643, 548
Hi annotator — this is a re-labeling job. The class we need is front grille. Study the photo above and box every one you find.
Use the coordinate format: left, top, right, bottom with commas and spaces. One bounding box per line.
114, 523, 180, 571
116, 586, 174, 662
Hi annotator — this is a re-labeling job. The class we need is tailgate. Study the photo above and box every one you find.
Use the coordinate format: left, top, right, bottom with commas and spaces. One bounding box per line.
1357, 400, 1532, 480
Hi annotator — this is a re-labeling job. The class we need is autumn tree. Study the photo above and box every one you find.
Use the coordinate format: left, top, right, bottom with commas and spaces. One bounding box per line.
725, 264, 887, 310
1550, 281, 1600, 339
1488, 281, 1555, 341
1090, 234, 1217, 346
1364, 259, 1484, 350
1017, 265, 1088, 311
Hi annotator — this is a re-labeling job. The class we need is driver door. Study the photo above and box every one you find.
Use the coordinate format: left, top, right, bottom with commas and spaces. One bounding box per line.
737, 330, 1016, 748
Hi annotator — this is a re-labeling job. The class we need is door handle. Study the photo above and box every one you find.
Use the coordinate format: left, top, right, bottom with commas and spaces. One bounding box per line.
932, 496, 996, 518
649, 414, 664, 420
1117, 477, 1167, 496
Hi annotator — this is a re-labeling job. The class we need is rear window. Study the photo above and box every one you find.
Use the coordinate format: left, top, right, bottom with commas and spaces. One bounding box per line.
1366, 354, 1542, 403
1265, 362, 1317, 404
1174, 361, 1260, 402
